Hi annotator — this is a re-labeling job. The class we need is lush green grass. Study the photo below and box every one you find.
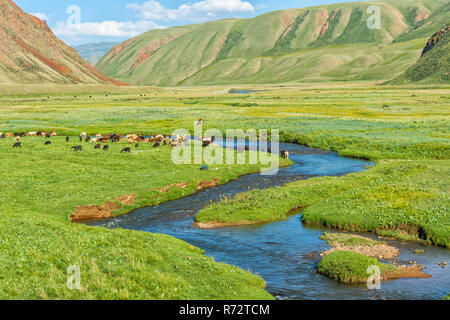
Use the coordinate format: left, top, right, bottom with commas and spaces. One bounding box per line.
444, 294, 450, 300
318, 251, 395, 284
197, 160, 450, 247
0, 83, 448, 298
0, 137, 277, 299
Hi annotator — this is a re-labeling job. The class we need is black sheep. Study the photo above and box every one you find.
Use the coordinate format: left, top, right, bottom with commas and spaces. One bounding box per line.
103, 145, 109, 151
13, 142, 22, 148
44, 141, 51, 146
153, 143, 160, 148
66, 136, 70, 142
72, 146, 82, 151
121, 147, 131, 153
94, 144, 101, 149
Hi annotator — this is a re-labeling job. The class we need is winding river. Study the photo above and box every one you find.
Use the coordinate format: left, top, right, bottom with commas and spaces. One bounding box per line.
86, 142, 449, 300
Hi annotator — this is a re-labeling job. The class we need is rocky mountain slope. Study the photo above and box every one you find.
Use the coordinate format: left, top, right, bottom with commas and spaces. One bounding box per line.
0, 0, 125, 85
392, 23, 449, 83
97, 0, 449, 86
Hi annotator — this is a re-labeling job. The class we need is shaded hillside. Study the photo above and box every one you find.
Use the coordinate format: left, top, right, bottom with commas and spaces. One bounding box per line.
392, 23, 449, 84
0, 0, 125, 85
74, 42, 118, 66
98, 0, 448, 86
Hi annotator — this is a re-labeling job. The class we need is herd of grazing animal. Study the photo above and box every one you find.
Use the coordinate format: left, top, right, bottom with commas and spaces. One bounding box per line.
3, 131, 188, 154
2, 130, 290, 159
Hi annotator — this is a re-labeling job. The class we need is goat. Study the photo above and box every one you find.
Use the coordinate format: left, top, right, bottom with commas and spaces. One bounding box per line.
13, 142, 22, 148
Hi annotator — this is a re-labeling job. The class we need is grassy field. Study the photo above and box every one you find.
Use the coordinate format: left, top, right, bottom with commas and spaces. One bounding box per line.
0, 82, 448, 298
0, 136, 280, 299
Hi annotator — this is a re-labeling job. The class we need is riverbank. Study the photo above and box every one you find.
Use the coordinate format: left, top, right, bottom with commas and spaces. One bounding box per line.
0, 137, 280, 299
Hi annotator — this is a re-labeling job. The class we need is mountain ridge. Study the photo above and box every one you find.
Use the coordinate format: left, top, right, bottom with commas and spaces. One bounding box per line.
0, 0, 126, 85
97, 0, 449, 86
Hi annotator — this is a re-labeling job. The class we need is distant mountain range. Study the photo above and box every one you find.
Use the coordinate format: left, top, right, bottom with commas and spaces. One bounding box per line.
74, 42, 118, 66
97, 0, 450, 86
0, 0, 124, 85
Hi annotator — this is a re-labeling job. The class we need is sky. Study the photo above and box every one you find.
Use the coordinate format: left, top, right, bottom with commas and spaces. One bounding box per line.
14, 0, 364, 45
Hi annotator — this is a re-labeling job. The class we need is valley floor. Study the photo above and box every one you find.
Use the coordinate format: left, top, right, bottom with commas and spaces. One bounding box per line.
0, 82, 448, 299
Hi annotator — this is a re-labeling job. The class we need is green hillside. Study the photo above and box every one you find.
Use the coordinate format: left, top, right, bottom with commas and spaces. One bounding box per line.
97, 0, 449, 86
392, 23, 449, 84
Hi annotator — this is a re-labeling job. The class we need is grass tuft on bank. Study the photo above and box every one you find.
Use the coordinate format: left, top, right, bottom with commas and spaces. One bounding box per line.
317, 251, 394, 284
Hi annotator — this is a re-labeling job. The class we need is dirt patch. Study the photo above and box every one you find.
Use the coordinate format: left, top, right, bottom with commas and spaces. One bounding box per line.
324, 244, 399, 260
197, 179, 219, 191
161, 182, 188, 193
116, 194, 136, 205
382, 265, 431, 280
321, 233, 400, 260
70, 202, 121, 222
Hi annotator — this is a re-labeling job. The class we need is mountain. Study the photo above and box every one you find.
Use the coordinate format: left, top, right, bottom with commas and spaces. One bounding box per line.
97, 0, 449, 86
0, 0, 125, 85
74, 42, 118, 66
392, 23, 449, 84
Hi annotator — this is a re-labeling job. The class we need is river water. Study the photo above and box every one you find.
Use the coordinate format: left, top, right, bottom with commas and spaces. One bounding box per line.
86, 143, 449, 300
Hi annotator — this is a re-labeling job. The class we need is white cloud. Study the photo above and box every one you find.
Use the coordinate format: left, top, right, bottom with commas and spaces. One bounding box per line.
127, 0, 255, 23
53, 20, 165, 37
31, 12, 50, 21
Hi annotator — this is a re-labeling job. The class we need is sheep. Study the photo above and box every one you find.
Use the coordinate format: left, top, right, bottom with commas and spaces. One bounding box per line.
13, 142, 22, 148
85, 136, 91, 143
103, 145, 109, 151
94, 144, 101, 149
27, 132, 37, 137
153, 143, 160, 148
14, 136, 21, 143
6, 133, 14, 137
80, 132, 87, 138
90, 137, 99, 144
121, 147, 131, 153
0, 134, 5, 139
50, 132, 57, 137
36, 132, 43, 136
66, 136, 70, 142
125, 134, 138, 140
45, 133, 51, 138
281, 151, 290, 159
155, 135, 164, 142
44, 141, 51, 146
15, 132, 25, 137
72, 146, 82, 151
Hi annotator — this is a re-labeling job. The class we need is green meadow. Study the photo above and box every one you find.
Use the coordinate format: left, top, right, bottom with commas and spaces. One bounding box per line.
0, 82, 449, 298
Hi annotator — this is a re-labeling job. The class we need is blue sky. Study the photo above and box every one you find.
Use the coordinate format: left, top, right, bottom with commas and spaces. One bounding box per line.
15, 0, 363, 45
